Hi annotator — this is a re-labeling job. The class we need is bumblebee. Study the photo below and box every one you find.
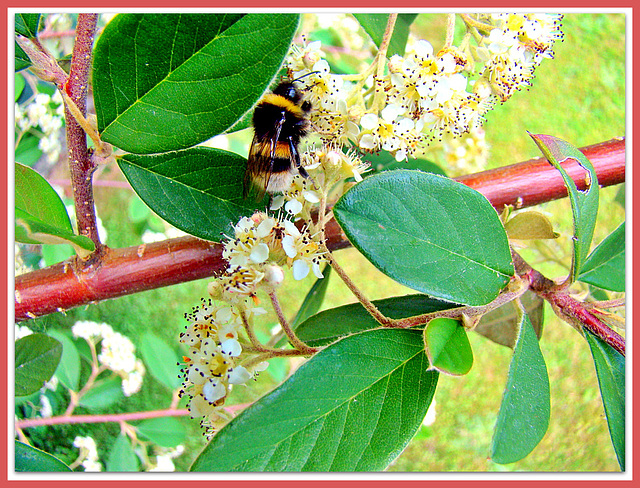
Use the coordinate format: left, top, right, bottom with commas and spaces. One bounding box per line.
244, 77, 312, 199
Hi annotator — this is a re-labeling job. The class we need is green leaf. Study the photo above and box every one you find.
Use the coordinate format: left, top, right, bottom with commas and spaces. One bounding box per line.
106, 434, 139, 472
423, 318, 473, 376
333, 170, 514, 306
77, 377, 124, 410
15, 41, 31, 71
15, 334, 62, 397
15, 133, 42, 164
47, 330, 81, 391
191, 328, 438, 471
530, 133, 599, 282
15, 441, 72, 472
578, 221, 625, 292
15, 73, 25, 101
363, 149, 446, 176
138, 333, 181, 390
584, 329, 625, 470
93, 13, 299, 154
292, 264, 332, 328
491, 311, 550, 464
15, 13, 41, 37
15, 163, 72, 233
118, 147, 261, 240
15, 163, 95, 254
135, 417, 187, 447
474, 291, 544, 349
353, 14, 418, 57
296, 294, 459, 347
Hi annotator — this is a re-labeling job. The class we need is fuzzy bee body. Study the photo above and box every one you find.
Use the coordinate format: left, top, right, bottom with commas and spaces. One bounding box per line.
244, 80, 312, 198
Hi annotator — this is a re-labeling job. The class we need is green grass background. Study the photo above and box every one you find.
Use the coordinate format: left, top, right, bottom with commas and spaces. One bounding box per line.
19, 13, 625, 472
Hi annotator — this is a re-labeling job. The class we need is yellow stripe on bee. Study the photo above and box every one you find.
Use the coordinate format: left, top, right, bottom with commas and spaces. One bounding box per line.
258, 141, 290, 158
261, 94, 304, 116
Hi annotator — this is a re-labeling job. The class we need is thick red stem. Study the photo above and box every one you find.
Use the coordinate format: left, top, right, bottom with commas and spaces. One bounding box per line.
14, 138, 625, 322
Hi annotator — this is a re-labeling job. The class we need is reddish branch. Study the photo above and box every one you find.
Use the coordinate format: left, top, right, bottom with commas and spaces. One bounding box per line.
14, 138, 625, 323
64, 14, 103, 255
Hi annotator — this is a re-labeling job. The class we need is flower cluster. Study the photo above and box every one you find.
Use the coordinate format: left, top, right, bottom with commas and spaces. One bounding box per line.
271, 146, 369, 220
178, 297, 268, 436
282, 13, 562, 164
478, 13, 564, 102
72, 435, 103, 472
72, 321, 145, 397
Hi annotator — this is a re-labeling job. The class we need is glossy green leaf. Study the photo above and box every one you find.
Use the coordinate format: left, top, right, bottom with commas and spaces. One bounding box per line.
15, 163, 95, 253
15, 334, 62, 397
106, 434, 139, 472
15, 13, 41, 37
15, 163, 72, 233
292, 265, 332, 328
135, 417, 187, 447
15, 73, 25, 101
296, 294, 458, 347
491, 312, 550, 464
15, 41, 31, 71
530, 133, 599, 282
578, 221, 625, 292
191, 328, 438, 471
77, 377, 124, 410
333, 170, 514, 306
139, 332, 181, 390
15, 133, 42, 164
47, 330, 81, 391
118, 147, 260, 240
474, 291, 544, 349
353, 14, 418, 57
424, 318, 473, 376
584, 329, 625, 470
15, 441, 72, 472
93, 13, 299, 154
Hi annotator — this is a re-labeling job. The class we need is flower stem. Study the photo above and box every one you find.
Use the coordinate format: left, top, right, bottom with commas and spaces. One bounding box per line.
326, 251, 396, 327
444, 14, 456, 49
371, 13, 397, 113
268, 291, 317, 355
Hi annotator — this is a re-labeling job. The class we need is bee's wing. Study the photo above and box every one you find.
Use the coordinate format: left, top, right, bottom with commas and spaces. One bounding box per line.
243, 113, 287, 200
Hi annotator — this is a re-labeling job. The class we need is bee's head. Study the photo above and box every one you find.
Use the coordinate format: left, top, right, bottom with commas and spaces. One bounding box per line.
273, 81, 303, 103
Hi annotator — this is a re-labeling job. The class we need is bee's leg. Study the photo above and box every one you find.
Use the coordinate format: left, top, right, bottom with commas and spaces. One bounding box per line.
288, 137, 309, 178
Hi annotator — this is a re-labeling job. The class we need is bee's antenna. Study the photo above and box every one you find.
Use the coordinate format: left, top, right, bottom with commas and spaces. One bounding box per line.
291, 71, 320, 83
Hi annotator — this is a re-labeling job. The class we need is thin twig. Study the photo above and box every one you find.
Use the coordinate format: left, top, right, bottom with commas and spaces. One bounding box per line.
268, 291, 317, 355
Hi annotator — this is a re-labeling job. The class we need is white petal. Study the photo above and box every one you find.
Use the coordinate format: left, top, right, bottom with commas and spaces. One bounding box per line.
285, 199, 304, 215
282, 219, 301, 237
256, 217, 276, 237
202, 380, 226, 403
303, 190, 321, 204
381, 104, 403, 122
215, 307, 233, 323
359, 133, 376, 150
228, 366, 252, 385
282, 235, 298, 258
270, 195, 285, 210
292, 259, 310, 280
360, 113, 379, 130
221, 338, 242, 357
414, 39, 434, 59
250, 242, 270, 263
312, 261, 324, 279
